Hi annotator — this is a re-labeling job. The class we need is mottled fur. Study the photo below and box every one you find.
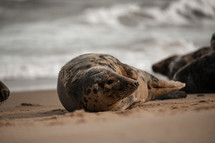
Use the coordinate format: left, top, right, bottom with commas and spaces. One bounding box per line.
57, 54, 185, 112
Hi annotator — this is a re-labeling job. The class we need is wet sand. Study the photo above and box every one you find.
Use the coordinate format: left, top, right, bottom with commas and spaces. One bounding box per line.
0, 90, 215, 143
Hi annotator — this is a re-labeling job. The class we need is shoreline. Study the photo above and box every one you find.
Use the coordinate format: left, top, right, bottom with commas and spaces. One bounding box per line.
2, 78, 57, 93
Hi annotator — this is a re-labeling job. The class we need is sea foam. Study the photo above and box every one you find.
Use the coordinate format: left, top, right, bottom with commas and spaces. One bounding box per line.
83, 0, 215, 27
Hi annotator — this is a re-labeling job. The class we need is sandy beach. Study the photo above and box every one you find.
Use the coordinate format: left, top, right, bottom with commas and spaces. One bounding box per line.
0, 90, 215, 143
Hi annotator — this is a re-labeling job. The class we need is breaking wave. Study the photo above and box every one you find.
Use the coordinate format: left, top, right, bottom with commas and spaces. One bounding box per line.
83, 0, 215, 27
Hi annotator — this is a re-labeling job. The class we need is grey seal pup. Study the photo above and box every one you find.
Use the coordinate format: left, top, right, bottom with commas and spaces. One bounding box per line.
57, 54, 185, 112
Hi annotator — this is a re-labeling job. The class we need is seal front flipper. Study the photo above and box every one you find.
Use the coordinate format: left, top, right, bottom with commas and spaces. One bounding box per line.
146, 75, 185, 101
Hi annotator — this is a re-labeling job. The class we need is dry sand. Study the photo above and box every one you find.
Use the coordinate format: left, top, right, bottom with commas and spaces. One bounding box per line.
0, 90, 215, 143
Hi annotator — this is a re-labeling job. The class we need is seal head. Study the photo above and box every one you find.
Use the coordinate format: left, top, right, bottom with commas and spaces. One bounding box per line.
79, 67, 139, 112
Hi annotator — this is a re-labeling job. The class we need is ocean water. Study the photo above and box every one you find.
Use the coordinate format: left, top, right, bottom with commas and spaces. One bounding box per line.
0, 0, 215, 92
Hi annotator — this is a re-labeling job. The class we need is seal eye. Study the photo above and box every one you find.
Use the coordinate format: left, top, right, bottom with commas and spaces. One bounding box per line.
107, 80, 115, 85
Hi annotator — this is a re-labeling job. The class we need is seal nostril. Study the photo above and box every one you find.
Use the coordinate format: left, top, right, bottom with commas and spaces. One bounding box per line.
133, 82, 139, 87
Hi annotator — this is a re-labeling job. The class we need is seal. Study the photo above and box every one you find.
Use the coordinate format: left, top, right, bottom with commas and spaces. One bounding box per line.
173, 51, 215, 93
57, 54, 185, 112
0, 81, 10, 103
152, 32, 215, 79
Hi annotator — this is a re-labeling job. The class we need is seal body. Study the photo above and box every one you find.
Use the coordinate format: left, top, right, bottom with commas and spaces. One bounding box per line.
57, 54, 185, 112
0, 81, 10, 103
173, 51, 215, 93
152, 47, 212, 79
152, 32, 215, 79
